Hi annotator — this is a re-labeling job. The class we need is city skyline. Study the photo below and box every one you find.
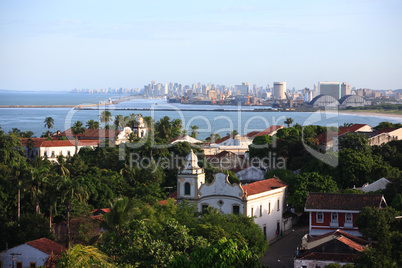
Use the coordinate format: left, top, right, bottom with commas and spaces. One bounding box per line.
1, 0, 401, 91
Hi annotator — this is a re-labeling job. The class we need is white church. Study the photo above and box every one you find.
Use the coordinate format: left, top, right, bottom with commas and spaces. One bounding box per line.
176, 150, 288, 241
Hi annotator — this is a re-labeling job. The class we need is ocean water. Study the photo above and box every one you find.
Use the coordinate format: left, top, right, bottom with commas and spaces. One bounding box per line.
0, 91, 122, 106
0, 97, 401, 140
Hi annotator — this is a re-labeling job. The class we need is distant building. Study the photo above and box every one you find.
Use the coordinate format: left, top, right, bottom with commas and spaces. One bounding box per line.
339, 95, 370, 108
319, 82, 341, 100
341, 82, 351, 97
235, 82, 250, 95
273, 82, 286, 100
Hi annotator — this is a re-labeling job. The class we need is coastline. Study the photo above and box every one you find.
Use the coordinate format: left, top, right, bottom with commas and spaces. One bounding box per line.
336, 110, 402, 119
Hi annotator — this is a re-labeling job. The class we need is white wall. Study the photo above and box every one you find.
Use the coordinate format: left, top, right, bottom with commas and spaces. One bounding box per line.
2, 244, 49, 268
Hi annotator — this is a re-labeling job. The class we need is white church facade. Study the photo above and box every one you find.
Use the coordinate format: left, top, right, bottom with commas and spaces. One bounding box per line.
177, 150, 288, 241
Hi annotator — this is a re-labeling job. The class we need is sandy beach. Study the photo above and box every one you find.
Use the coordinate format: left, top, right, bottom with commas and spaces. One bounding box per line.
337, 110, 402, 119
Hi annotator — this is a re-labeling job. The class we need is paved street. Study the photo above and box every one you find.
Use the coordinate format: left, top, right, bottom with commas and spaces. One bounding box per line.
261, 224, 309, 268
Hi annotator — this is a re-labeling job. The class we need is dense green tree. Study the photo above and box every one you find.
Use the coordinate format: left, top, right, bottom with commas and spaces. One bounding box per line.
59, 244, 112, 268
339, 132, 370, 152
248, 135, 273, 159
337, 149, 399, 188
373, 121, 402, 131
0, 132, 24, 165
288, 172, 338, 212
155, 116, 173, 141
168, 237, 261, 268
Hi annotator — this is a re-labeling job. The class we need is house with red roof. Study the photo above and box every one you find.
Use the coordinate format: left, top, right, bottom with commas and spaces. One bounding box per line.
304, 193, 387, 237
295, 229, 371, 268
339, 124, 372, 134
1, 238, 66, 268
21, 138, 100, 161
246, 125, 285, 139
176, 150, 288, 241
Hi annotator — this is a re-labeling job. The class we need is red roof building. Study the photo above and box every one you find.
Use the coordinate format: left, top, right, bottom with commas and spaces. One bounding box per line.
305, 193, 387, 237
1, 238, 66, 268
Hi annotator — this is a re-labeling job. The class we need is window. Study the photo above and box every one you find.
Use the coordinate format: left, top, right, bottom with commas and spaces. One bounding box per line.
316, 212, 323, 223
251, 207, 254, 217
331, 212, 338, 222
16, 263, 22, 268
263, 225, 267, 237
202, 204, 209, 213
30, 263, 37, 268
260, 204, 263, 217
51, 151, 55, 158
184, 182, 191, 195
233, 205, 240, 215
345, 213, 352, 223
277, 199, 280, 211
67, 151, 71, 157
268, 202, 271, 214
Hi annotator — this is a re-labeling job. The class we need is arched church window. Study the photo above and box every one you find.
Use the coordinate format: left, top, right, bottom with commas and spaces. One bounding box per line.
184, 182, 191, 195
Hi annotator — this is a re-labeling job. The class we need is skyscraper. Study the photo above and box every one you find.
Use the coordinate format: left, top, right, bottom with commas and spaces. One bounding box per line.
319, 82, 341, 100
341, 82, 351, 97
273, 82, 286, 100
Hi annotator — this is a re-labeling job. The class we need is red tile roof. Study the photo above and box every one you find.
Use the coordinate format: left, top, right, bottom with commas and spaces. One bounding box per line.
59, 129, 119, 139
21, 138, 100, 148
253, 125, 284, 137
242, 178, 287, 196
245, 131, 260, 138
305, 193, 385, 211
375, 127, 398, 134
339, 124, 370, 134
337, 236, 366, 252
214, 135, 232, 144
169, 135, 184, 143
297, 252, 357, 262
26, 238, 66, 256
307, 229, 369, 245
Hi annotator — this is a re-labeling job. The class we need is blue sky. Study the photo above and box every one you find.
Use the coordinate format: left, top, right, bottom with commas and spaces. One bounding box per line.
0, 0, 401, 91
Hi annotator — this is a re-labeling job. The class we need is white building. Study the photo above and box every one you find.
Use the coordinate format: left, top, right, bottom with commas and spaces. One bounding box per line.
235, 82, 250, 95
273, 82, 286, 100
341, 82, 351, 97
177, 150, 288, 241
132, 115, 148, 138
1, 238, 66, 268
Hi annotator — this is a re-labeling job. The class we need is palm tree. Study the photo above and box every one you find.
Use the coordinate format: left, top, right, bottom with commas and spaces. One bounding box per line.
57, 176, 89, 247
11, 156, 28, 220
190, 125, 199, 138
127, 113, 137, 129
343, 122, 353, 128
43, 117, 54, 130
71, 121, 85, 154
284, 117, 294, 128
58, 244, 111, 268
100, 111, 112, 128
43, 117, 54, 137
27, 165, 50, 214
114, 115, 129, 130
86, 120, 99, 129
102, 197, 135, 231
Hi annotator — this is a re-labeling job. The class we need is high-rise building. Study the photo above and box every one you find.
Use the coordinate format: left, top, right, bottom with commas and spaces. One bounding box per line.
341, 82, 351, 97
235, 82, 250, 95
319, 82, 341, 100
273, 82, 286, 100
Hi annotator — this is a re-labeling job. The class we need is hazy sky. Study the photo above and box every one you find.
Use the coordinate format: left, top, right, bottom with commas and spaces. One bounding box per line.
1, 0, 401, 91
